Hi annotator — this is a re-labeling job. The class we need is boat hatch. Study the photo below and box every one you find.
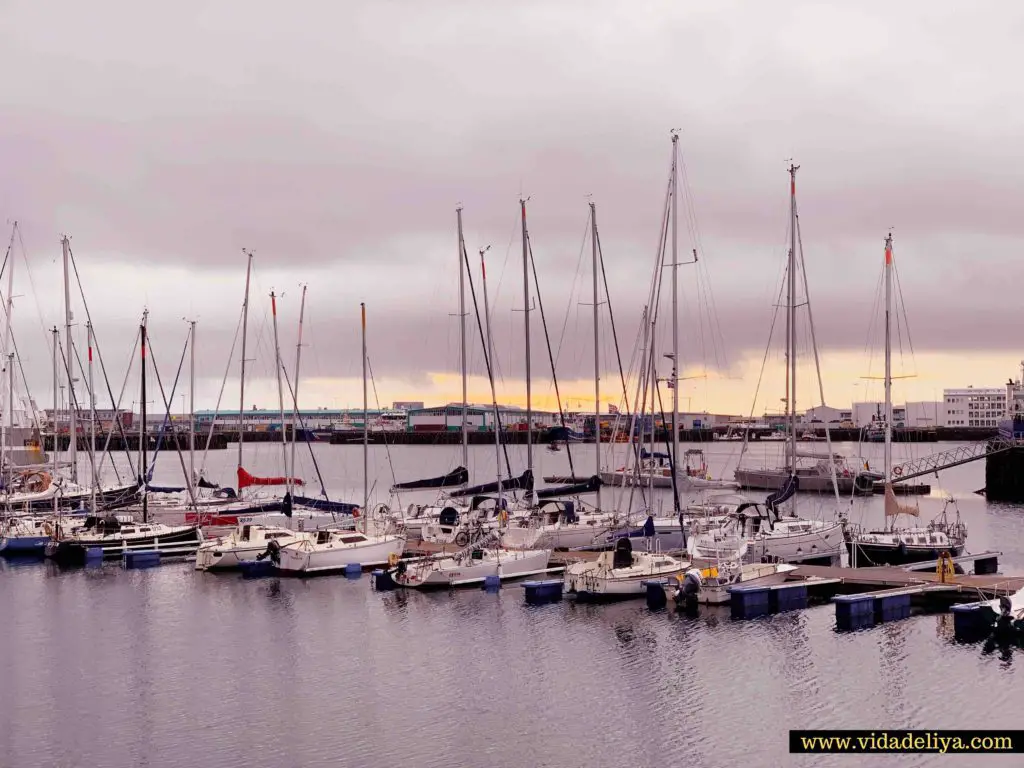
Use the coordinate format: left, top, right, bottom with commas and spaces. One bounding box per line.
340, 535, 366, 544
241, 525, 251, 541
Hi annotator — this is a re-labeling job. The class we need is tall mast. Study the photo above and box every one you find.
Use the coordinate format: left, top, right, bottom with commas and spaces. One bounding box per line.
51, 327, 58, 517
87, 322, 96, 512
521, 198, 533, 485
2, 223, 15, 474
361, 302, 368, 534
670, 133, 680, 482
62, 236, 77, 484
188, 319, 196, 497
590, 201, 601, 511
270, 290, 289, 492
480, 248, 502, 509
456, 208, 469, 470
290, 286, 307, 497
788, 164, 799, 473
5, 352, 12, 512
237, 251, 253, 479
140, 312, 148, 523
884, 233, 893, 485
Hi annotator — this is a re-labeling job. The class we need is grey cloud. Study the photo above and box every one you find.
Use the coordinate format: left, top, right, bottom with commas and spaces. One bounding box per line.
0, 0, 1022, 406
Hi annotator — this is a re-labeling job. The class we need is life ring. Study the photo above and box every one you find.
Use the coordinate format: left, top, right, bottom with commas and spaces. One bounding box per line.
893, 466, 903, 477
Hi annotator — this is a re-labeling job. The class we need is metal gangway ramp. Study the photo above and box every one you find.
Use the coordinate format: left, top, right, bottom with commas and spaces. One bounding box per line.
889, 436, 1021, 484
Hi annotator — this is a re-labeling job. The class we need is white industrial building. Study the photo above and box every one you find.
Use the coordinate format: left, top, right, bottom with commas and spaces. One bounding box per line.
941, 386, 1006, 428
799, 405, 852, 425
406, 404, 559, 432
903, 401, 942, 427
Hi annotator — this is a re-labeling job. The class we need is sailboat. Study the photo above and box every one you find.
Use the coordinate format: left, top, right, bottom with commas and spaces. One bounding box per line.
388, 210, 479, 532
710, 165, 846, 563
844, 235, 967, 566
46, 317, 202, 564
385, 526, 550, 588
734, 187, 872, 495
673, 537, 797, 606
511, 201, 620, 546
274, 303, 404, 575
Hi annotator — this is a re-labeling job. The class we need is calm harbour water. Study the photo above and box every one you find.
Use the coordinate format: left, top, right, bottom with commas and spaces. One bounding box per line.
2, 440, 1023, 768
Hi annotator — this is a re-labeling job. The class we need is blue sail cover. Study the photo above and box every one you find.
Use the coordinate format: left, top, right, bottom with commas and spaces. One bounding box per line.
536, 475, 602, 499
450, 470, 534, 498
292, 495, 359, 514
148, 485, 186, 494
391, 466, 469, 491
766, 474, 799, 512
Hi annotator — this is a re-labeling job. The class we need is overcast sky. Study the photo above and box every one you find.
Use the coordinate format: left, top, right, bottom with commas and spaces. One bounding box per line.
1, 1, 1021, 417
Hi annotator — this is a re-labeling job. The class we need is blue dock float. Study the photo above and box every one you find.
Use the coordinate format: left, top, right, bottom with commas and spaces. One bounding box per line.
874, 592, 911, 623
482, 574, 501, 591
523, 579, 564, 605
770, 583, 808, 613
951, 602, 996, 641
84, 547, 104, 563
344, 563, 363, 579
730, 586, 772, 619
123, 550, 161, 569
834, 585, 954, 631
239, 559, 276, 579
835, 594, 876, 631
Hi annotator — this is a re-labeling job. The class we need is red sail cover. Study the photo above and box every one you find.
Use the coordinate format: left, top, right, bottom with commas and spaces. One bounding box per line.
237, 467, 304, 489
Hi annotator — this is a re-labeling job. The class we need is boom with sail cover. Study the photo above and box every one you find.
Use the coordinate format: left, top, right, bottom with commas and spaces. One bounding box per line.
290, 495, 359, 514
449, 469, 533, 498
536, 475, 602, 499
390, 466, 469, 491
237, 467, 304, 490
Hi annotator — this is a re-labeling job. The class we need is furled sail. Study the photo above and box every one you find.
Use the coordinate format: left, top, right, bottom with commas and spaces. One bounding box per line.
536, 475, 602, 499
237, 467, 304, 490
390, 466, 469, 491
450, 469, 534, 498
884, 482, 919, 517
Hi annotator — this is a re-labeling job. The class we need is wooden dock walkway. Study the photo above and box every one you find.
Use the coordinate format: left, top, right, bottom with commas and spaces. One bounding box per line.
790, 563, 1024, 600
403, 538, 1022, 600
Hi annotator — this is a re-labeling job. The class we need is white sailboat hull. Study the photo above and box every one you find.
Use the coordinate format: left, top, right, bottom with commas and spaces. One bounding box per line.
747, 520, 845, 564
276, 534, 405, 574
696, 563, 798, 605
566, 554, 689, 599
395, 548, 551, 588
